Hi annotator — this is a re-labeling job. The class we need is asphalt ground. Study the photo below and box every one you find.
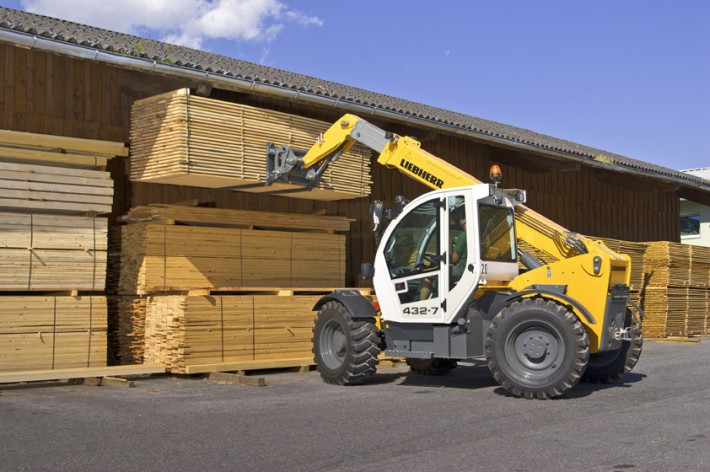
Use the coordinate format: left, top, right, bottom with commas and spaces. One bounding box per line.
1, 339, 709, 472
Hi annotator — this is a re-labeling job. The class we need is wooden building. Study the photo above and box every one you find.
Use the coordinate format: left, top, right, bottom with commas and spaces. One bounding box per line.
1, 7, 710, 287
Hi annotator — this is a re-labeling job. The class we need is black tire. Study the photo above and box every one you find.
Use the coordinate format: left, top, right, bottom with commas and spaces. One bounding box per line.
406, 358, 458, 376
485, 298, 589, 399
582, 309, 643, 384
312, 301, 381, 385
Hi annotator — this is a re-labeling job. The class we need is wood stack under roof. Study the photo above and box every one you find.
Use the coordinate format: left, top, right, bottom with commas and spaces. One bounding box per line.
0, 213, 107, 291
129, 88, 373, 200
0, 130, 126, 373
143, 294, 320, 374
110, 203, 355, 371
0, 296, 107, 371
642, 241, 710, 338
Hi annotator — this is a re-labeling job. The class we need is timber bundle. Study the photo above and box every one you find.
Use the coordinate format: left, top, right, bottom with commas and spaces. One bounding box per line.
109, 204, 354, 369
642, 241, 710, 338
143, 294, 319, 374
129, 88, 373, 200
0, 129, 126, 373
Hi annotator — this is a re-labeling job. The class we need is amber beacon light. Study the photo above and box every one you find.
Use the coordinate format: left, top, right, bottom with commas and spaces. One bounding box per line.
489, 164, 502, 185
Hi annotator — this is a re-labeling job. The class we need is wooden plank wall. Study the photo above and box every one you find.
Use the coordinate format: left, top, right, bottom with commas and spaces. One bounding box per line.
0, 45, 682, 286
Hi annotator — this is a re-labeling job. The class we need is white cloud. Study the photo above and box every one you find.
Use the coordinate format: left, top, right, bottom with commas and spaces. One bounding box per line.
20, 0, 322, 49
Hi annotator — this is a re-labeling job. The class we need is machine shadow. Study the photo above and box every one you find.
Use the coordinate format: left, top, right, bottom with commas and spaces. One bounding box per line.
371, 361, 499, 390
370, 361, 648, 398
491, 372, 648, 400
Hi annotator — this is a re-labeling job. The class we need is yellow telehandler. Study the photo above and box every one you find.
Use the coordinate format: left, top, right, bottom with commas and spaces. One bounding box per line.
266, 114, 643, 399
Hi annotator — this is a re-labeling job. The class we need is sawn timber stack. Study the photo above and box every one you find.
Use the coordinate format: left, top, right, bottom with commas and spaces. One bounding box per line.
115, 205, 352, 295
0, 129, 126, 373
142, 294, 321, 374
109, 204, 356, 368
129, 88, 373, 200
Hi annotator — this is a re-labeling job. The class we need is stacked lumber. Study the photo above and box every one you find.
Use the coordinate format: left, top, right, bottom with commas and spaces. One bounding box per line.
642, 241, 710, 337
0, 161, 113, 215
123, 204, 354, 232
690, 245, 710, 288
0, 296, 107, 372
110, 204, 353, 364
107, 296, 147, 364
0, 130, 126, 372
129, 88, 372, 200
116, 224, 345, 294
0, 128, 128, 169
143, 294, 319, 374
644, 242, 691, 287
0, 212, 107, 291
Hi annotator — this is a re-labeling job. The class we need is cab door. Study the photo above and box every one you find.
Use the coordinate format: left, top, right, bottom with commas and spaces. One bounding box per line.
373, 188, 480, 325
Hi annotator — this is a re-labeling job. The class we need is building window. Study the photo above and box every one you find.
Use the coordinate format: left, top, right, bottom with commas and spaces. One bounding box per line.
680, 214, 700, 238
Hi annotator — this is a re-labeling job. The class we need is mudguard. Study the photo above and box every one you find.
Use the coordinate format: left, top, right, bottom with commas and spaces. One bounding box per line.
313, 290, 377, 320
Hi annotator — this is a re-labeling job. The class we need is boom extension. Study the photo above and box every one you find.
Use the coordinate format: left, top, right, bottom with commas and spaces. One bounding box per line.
266, 113, 628, 266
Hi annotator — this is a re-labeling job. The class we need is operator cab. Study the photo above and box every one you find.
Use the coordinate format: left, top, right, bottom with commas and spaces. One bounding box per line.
373, 182, 525, 325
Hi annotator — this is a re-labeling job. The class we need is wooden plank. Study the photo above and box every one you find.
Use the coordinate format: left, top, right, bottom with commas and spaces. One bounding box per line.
0, 128, 128, 156
185, 358, 313, 374
124, 204, 354, 232
208, 371, 265, 387
0, 364, 165, 384
0, 145, 108, 168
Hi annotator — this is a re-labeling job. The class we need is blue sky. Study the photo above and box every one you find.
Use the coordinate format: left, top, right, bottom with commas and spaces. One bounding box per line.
3, 0, 709, 171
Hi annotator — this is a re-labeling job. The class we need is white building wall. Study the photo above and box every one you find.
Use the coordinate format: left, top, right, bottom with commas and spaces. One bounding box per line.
681, 168, 710, 247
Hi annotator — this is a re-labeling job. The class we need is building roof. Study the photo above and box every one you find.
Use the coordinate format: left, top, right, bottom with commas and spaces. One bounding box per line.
0, 6, 708, 192
684, 168, 710, 180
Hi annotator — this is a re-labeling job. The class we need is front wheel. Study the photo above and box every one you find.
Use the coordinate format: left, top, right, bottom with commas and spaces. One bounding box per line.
485, 298, 589, 399
582, 309, 643, 384
312, 301, 381, 385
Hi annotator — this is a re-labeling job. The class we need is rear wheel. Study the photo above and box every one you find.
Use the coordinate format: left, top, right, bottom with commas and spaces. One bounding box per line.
485, 298, 589, 399
312, 301, 381, 385
582, 309, 643, 384
406, 358, 458, 375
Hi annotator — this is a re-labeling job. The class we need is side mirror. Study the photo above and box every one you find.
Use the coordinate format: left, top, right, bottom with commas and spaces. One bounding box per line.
368, 200, 384, 231
361, 263, 375, 280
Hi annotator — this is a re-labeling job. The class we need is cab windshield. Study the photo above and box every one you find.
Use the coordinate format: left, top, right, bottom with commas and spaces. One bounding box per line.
383, 199, 439, 279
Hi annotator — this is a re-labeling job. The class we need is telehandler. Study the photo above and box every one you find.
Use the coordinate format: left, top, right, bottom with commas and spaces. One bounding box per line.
266, 114, 643, 399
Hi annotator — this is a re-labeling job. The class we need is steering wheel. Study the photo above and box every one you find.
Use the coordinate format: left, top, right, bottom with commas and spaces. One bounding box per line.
419, 253, 438, 266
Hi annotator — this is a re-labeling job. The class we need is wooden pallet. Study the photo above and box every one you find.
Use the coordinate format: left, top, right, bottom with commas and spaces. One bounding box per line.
185, 358, 313, 375
0, 364, 164, 384
129, 88, 372, 200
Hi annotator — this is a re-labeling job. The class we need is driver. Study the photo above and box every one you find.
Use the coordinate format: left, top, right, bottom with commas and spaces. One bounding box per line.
420, 212, 467, 300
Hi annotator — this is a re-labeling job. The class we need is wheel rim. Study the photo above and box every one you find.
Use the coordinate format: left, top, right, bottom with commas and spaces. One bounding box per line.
505, 321, 565, 380
319, 319, 347, 370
